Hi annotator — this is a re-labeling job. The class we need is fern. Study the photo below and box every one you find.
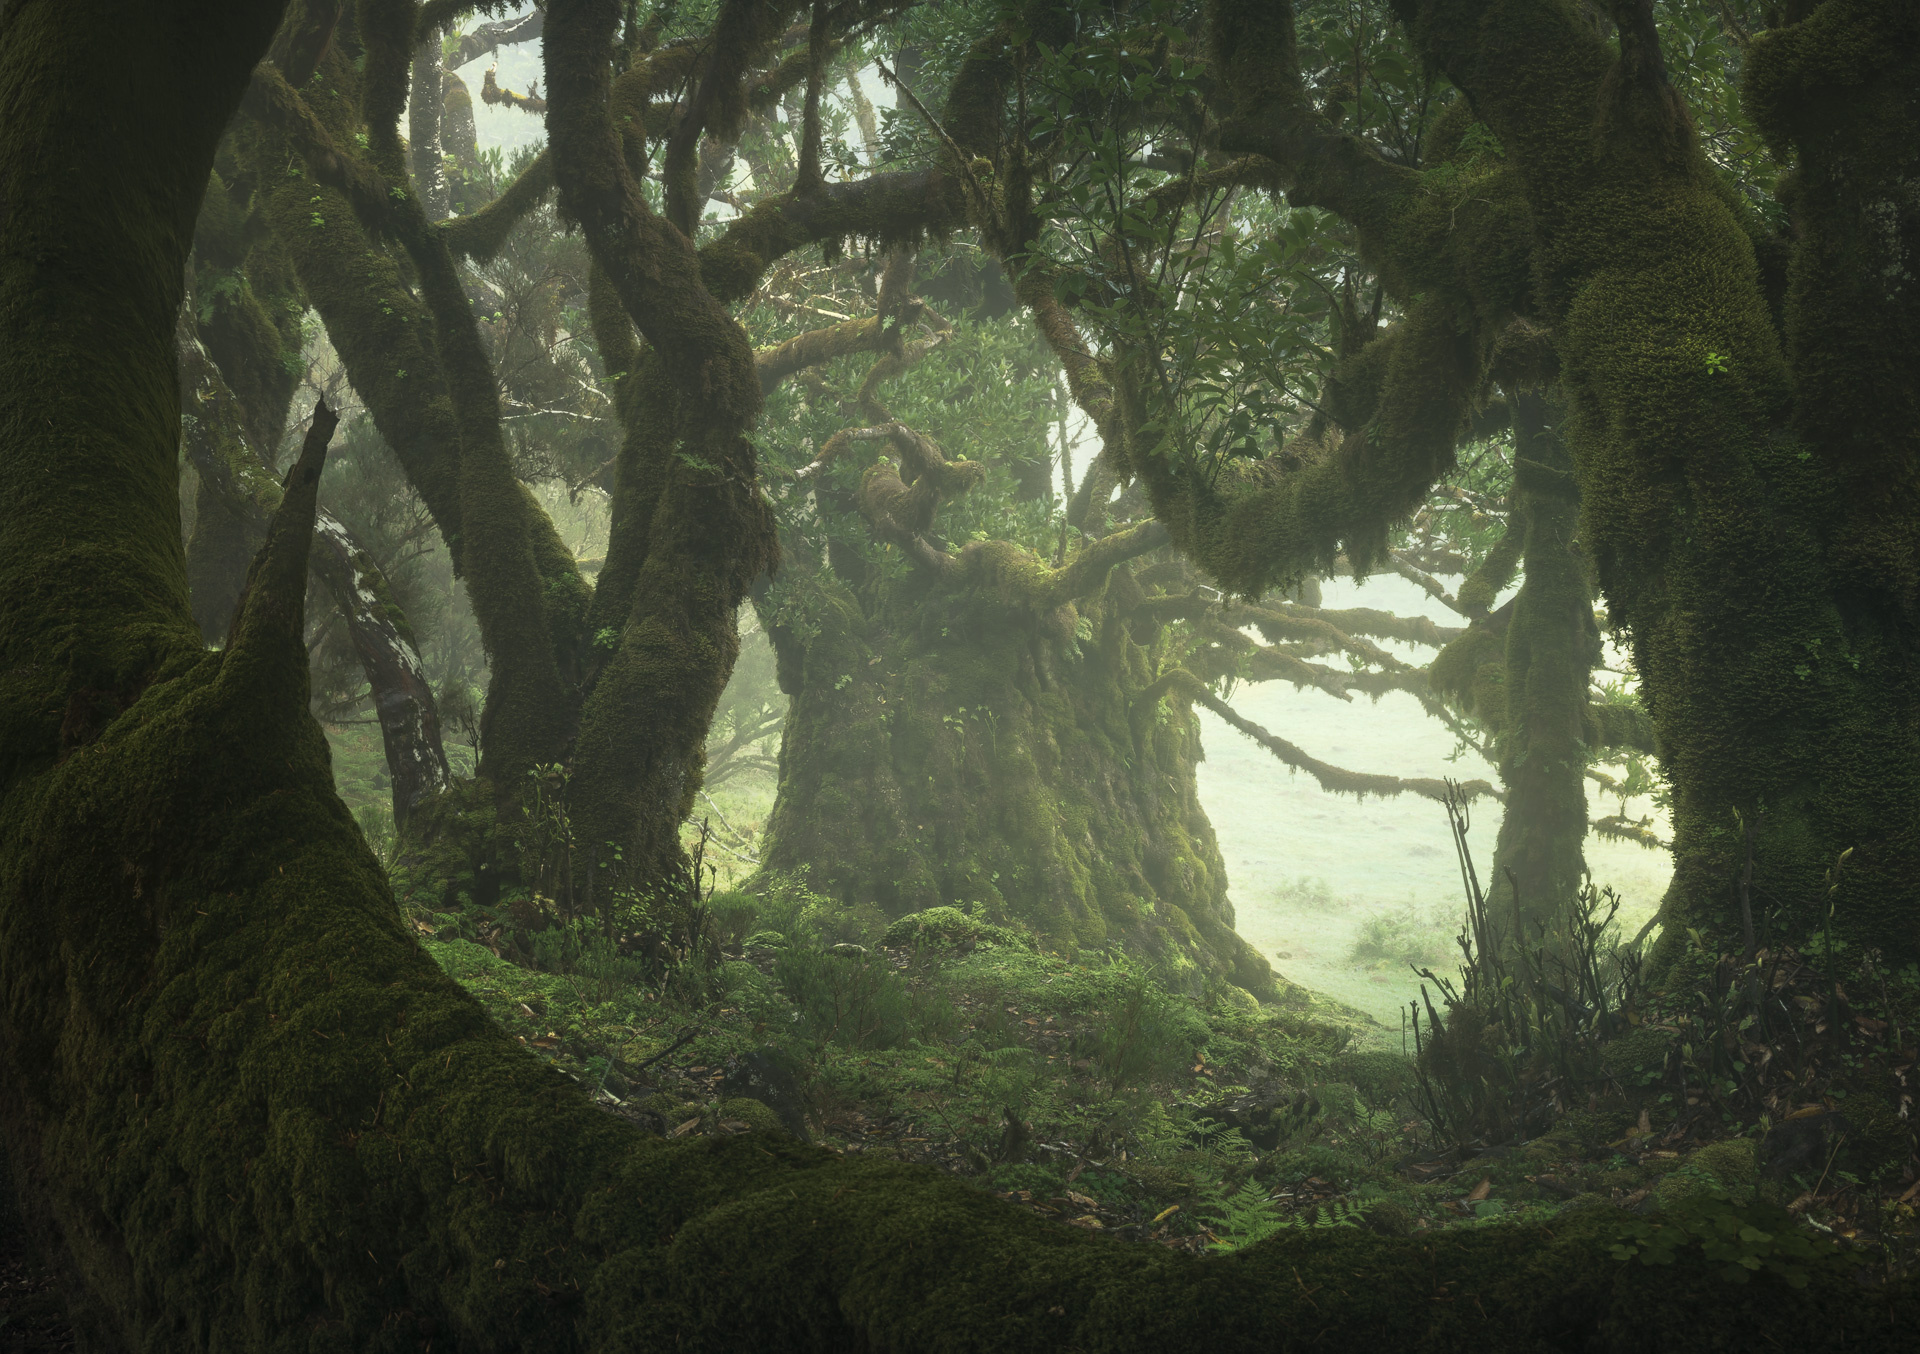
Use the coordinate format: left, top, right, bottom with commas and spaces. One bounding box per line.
1198, 1182, 1289, 1252
1202, 1183, 1377, 1252
1278, 1198, 1372, 1231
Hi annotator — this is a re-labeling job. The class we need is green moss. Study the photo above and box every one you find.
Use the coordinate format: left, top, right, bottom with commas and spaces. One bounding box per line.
756, 558, 1274, 998
884, 906, 1032, 952
718, 1097, 788, 1137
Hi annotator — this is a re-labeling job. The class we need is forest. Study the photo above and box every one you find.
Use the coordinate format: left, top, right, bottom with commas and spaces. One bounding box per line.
0, 0, 1916, 1348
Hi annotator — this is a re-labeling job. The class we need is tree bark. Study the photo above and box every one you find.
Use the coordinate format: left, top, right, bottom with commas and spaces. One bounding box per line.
545, 0, 780, 887
1428, 389, 1601, 943
1196, 0, 1920, 967
308, 508, 453, 826
758, 550, 1278, 999
179, 313, 451, 828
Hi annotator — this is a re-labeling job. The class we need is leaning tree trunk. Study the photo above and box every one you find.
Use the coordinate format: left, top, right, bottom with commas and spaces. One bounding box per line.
758, 563, 1277, 1000
178, 299, 451, 829
0, 4, 1907, 1350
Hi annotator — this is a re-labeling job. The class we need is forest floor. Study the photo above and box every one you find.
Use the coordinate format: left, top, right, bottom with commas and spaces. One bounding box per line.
326, 725, 1919, 1281
0, 1222, 75, 1351
396, 871, 1920, 1278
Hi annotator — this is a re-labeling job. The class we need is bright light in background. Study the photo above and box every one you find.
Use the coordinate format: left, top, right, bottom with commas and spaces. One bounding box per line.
434, 11, 1674, 1030
1197, 570, 1670, 1027
449, 4, 546, 158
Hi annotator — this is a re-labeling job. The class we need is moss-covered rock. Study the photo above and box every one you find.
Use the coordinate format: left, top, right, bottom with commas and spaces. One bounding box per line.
884, 905, 1031, 952
1653, 1138, 1761, 1210
718, 1097, 788, 1137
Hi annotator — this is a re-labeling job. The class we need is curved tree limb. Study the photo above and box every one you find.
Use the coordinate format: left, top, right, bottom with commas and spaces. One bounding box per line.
547, 0, 780, 872
441, 2, 543, 65
1148, 669, 1500, 803
435, 147, 554, 261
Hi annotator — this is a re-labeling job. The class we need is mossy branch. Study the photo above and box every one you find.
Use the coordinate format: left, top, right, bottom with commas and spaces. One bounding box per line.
1387, 549, 1466, 614
793, 0, 830, 192
1207, 0, 1421, 245
690, 16, 1024, 306
1003, 520, 1171, 610
1248, 597, 1465, 648
1594, 813, 1671, 851
792, 423, 896, 481
1196, 621, 1355, 701
439, 2, 542, 64
1148, 667, 1500, 803
1123, 296, 1476, 597
225, 400, 336, 659
1232, 602, 1410, 671
1587, 700, 1657, 755
663, 0, 799, 233
268, 0, 344, 87
758, 316, 885, 392
480, 63, 548, 113
436, 148, 554, 261
1016, 267, 1115, 433
698, 169, 964, 305
1455, 515, 1522, 617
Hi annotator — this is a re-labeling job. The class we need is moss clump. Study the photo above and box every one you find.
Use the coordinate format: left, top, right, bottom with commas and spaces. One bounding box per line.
1600, 1025, 1673, 1087
1657, 1138, 1759, 1209
1332, 1049, 1413, 1111
717, 1097, 788, 1136
884, 905, 1032, 952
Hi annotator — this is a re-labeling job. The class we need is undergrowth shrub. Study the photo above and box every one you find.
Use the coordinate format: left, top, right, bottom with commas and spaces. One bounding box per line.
1093, 966, 1201, 1091
775, 947, 957, 1049
1348, 901, 1451, 967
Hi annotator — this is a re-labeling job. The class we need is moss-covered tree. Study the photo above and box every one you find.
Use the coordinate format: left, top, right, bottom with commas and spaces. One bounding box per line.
744, 239, 1517, 993
943, 0, 1916, 969
3, 1, 1916, 1347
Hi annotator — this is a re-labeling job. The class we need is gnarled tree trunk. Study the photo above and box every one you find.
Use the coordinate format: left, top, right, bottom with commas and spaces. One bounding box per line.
760, 556, 1277, 998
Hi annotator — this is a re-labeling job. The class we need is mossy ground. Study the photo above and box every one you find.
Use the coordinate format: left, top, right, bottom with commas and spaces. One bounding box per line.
390, 863, 1920, 1276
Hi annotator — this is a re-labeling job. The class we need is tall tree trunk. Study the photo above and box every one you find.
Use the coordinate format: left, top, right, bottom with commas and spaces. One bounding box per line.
1431, 389, 1604, 944
1404, 0, 1920, 970
758, 561, 1277, 999
1483, 389, 1601, 938
546, 0, 781, 888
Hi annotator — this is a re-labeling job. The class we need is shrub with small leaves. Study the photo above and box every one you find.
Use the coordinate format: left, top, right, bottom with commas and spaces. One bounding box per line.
1609, 1185, 1845, 1288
